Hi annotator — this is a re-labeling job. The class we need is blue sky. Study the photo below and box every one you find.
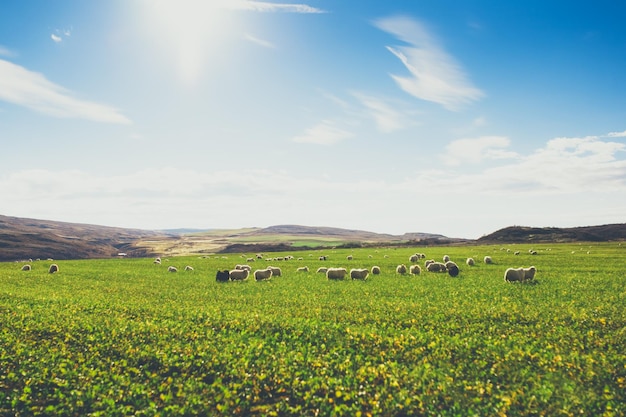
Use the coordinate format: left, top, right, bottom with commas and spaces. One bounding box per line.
1, 0, 625, 238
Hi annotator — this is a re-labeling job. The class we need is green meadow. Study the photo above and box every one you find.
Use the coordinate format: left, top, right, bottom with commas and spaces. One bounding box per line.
1, 243, 625, 416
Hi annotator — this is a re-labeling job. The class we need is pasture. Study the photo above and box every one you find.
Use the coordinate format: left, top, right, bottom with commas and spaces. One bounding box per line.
1, 243, 625, 416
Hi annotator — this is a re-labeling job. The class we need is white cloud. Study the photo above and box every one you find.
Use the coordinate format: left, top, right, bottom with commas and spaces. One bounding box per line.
607, 130, 626, 138
244, 33, 276, 48
51, 28, 71, 43
0, 59, 131, 124
51, 34, 62, 43
292, 120, 354, 145
352, 93, 409, 133
232, 1, 325, 13
445, 136, 519, 166
0, 45, 13, 57
374, 16, 484, 110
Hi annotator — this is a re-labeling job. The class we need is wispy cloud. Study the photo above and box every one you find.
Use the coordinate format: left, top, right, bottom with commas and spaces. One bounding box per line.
607, 130, 626, 138
51, 28, 71, 43
231, 1, 325, 13
444, 136, 519, 166
0, 45, 15, 57
374, 15, 484, 111
51, 34, 62, 43
292, 120, 354, 145
352, 93, 411, 133
244, 33, 276, 48
0, 59, 131, 124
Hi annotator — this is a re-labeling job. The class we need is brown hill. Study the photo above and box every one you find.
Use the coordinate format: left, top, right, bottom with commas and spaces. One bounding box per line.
0, 215, 166, 261
478, 224, 626, 243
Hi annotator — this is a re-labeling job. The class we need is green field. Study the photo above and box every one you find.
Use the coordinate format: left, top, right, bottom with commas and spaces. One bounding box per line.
1, 243, 625, 416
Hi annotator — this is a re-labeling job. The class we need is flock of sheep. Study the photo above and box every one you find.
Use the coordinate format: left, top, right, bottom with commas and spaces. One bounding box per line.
16, 251, 537, 284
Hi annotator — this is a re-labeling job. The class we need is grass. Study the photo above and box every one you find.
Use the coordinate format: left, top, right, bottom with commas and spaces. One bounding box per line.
1, 243, 625, 416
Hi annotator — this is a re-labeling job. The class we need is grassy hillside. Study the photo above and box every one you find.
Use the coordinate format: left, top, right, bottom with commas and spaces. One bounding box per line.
1, 242, 624, 415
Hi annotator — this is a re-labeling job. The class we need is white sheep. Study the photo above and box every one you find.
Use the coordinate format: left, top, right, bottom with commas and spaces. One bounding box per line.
426, 262, 447, 273
484, 256, 493, 264
371, 266, 381, 275
346, 255, 353, 260
229, 269, 250, 281
326, 267, 347, 280
254, 268, 273, 281
396, 264, 408, 274
409, 254, 419, 263
443, 255, 450, 262
48, 264, 59, 274
504, 266, 537, 282
21, 264, 32, 271
297, 266, 309, 272
425, 259, 435, 268
267, 266, 282, 277
184, 266, 194, 271
235, 264, 252, 271
466, 258, 475, 266
409, 265, 421, 275
350, 268, 369, 280
168, 266, 178, 273
514, 251, 520, 256
316, 267, 328, 274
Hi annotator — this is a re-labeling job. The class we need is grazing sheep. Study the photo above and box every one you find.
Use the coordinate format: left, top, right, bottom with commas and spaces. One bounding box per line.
530, 250, 538, 255
443, 255, 450, 262
154, 257, 161, 264
409, 265, 421, 275
424, 259, 435, 268
184, 266, 194, 271
326, 267, 347, 280
371, 266, 381, 275
504, 266, 537, 282
445, 261, 459, 277
346, 255, 353, 260
254, 268, 273, 281
319, 256, 328, 261
409, 254, 419, 263
215, 270, 230, 282
484, 256, 493, 264
235, 264, 252, 271
229, 269, 250, 281
426, 262, 447, 273
350, 268, 369, 280
466, 258, 475, 266
396, 264, 408, 274
21, 264, 32, 271
168, 266, 178, 273
48, 264, 59, 274
316, 267, 328, 274
514, 251, 520, 255
297, 266, 309, 272
267, 266, 282, 277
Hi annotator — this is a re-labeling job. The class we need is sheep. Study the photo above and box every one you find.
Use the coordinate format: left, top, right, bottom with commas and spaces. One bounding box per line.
316, 267, 328, 274
254, 268, 273, 281
267, 266, 282, 277
426, 262, 447, 273
48, 264, 59, 274
346, 255, 353, 260
235, 264, 252, 271
215, 270, 230, 282
504, 266, 537, 282
484, 256, 493, 264
530, 250, 538, 255
154, 257, 161, 264
425, 259, 435, 268
445, 261, 459, 277
371, 266, 381, 275
409, 254, 419, 263
319, 256, 328, 261
168, 266, 178, 273
326, 267, 347, 280
466, 258, 475, 266
297, 266, 309, 273
443, 255, 450, 262
21, 264, 32, 271
229, 269, 250, 281
184, 266, 194, 271
396, 264, 408, 274
409, 265, 421, 275
350, 268, 369, 280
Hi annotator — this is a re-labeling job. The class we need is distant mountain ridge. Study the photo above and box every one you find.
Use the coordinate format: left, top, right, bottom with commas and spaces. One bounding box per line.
478, 224, 626, 243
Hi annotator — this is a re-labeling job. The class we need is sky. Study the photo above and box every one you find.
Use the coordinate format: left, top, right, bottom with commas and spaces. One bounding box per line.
1, 0, 625, 239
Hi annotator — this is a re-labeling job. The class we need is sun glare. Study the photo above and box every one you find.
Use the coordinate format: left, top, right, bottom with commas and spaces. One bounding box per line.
142, 0, 236, 85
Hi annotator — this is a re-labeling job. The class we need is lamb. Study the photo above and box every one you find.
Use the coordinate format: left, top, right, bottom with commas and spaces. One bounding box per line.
350, 268, 369, 280
484, 256, 493, 264
443, 255, 450, 262
426, 262, 447, 273
504, 266, 537, 282
371, 266, 381, 275
425, 259, 435, 268
254, 268, 273, 281
215, 270, 230, 282
396, 264, 408, 274
48, 264, 59, 274
316, 267, 328, 274
229, 269, 250, 281
168, 266, 178, 273
409, 265, 421, 275
326, 267, 347, 280
445, 261, 459, 277
267, 266, 282, 277
297, 266, 309, 272
466, 258, 475, 266
21, 264, 32, 271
